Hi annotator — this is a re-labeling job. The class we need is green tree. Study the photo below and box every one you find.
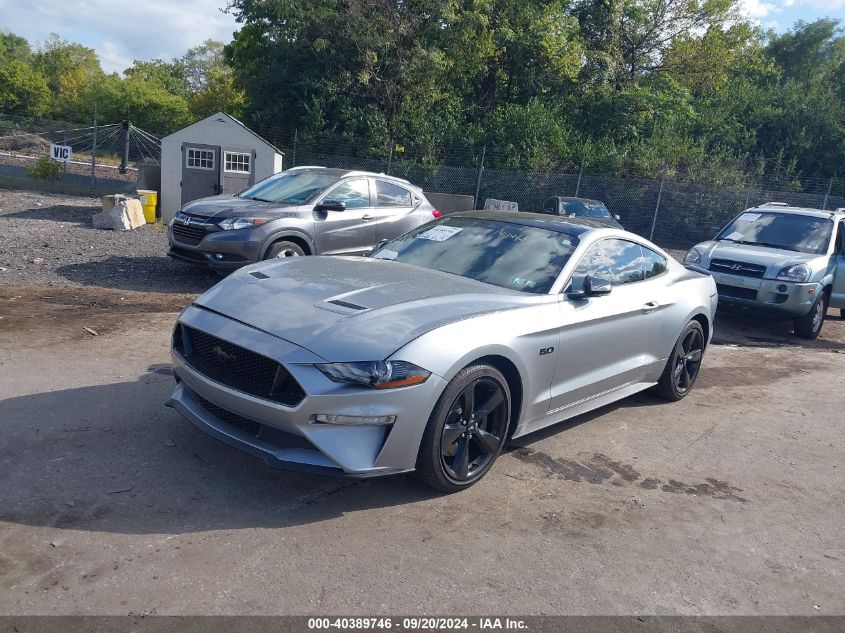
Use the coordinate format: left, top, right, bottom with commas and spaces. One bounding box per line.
0, 59, 51, 116
0, 31, 32, 64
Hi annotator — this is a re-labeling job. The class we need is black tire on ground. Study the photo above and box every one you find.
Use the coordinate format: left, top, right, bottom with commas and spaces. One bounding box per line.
840, 308, 845, 320
265, 240, 306, 259
793, 292, 828, 339
415, 364, 511, 493
653, 320, 705, 402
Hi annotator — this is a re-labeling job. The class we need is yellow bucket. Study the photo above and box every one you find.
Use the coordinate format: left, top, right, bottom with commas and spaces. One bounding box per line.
137, 189, 158, 223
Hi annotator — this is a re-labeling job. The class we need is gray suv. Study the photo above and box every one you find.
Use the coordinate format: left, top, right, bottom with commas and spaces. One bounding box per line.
168, 167, 439, 272
685, 203, 845, 339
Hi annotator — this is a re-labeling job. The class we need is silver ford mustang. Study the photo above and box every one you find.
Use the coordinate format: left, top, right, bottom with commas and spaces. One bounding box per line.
168, 212, 717, 492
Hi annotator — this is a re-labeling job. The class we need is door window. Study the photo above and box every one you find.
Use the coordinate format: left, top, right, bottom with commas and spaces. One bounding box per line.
224, 151, 251, 173
326, 179, 371, 209
376, 180, 412, 207
543, 198, 558, 215
641, 246, 668, 278
186, 148, 214, 170
573, 239, 645, 285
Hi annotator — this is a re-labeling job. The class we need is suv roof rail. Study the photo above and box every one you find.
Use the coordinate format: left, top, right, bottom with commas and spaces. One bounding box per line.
344, 170, 412, 185
287, 165, 325, 171
759, 201, 788, 207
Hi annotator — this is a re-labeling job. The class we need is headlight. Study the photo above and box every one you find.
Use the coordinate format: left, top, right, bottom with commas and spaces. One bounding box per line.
684, 248, 702, 265
219, 217, 272, 231
316, 361, 431, 389
775, 264, 811, 283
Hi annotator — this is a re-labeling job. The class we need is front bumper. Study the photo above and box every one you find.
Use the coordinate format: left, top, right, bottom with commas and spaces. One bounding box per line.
167, 221, 263, 271
711, 270, 822, 317
167, 305, 447, 476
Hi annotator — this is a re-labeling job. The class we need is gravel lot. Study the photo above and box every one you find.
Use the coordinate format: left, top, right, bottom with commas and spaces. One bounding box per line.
1, 188, 844, 616
0, 189, 217, 293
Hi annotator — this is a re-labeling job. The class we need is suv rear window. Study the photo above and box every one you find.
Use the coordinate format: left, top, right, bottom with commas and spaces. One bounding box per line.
376, 181, 412, 207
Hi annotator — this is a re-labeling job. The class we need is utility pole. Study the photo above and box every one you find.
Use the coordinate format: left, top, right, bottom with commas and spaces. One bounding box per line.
119, 120, 131, 174
649, 173, 665, 242
474, 145, 486, 210
575, 153, 586, 197
822, 176, 834, 210
90, 104, 97, 195
291, 128, 298, 168
387, 144, 394, 175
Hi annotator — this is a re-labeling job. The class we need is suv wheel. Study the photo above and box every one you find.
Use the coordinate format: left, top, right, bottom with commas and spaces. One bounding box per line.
265, 241, 305, 259
794, 293, 827, 339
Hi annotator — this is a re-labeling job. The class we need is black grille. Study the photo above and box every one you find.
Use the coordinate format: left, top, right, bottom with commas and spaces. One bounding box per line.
199, 396, 261, 436
710, 259, 766, 278
172, 222, 208, 246
195, 395, 315, 450
716, 284, 758, 301
181, 326, 306, 406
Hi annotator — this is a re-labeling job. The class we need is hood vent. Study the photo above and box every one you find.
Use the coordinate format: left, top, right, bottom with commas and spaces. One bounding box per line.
250, 271, 270, 280
328, 299, 367, 311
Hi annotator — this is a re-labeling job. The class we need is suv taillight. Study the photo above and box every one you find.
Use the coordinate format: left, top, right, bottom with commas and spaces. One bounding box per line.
432, 210, 441, 218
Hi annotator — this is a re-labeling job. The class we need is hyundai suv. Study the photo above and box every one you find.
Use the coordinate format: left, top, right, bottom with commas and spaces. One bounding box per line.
684, 204, 845, 339
168, 167, 439, 273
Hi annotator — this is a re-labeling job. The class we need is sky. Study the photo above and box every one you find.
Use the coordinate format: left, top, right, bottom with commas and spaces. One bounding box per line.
0, 0, 844, 75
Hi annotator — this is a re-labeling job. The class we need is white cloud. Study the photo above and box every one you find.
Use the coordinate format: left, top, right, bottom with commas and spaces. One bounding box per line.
0, 0, 239, 73
740, 0, 779, 19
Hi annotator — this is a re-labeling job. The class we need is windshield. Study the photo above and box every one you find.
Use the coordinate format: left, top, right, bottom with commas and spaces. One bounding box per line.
560, 200, 611, 219
239, 171, 338, 204
373, 217, 579, 293
716, 211, 833, 255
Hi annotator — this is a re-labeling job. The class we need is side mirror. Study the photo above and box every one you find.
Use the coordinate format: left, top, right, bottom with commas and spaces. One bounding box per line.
316, 199, 346, 212
566, 275, 613, 300
367, 239, 390, 257
614, 214, 621, 221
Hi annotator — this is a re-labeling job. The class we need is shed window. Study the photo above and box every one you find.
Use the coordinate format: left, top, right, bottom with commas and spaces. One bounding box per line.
224, 151, 251, 174
186, 148, 214, 170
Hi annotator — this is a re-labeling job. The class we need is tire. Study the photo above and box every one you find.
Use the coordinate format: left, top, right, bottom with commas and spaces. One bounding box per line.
793, 292, 827, 339
265, 240, 306, 259
415, 364, 511, 493
653, 320, 705, 402
839, 308, 844, 320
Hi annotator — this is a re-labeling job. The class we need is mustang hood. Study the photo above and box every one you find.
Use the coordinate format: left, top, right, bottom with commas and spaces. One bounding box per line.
194, 257, 535, 361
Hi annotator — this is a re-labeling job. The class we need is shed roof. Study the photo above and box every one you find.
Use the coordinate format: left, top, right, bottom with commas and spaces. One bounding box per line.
161, 112, 284, 156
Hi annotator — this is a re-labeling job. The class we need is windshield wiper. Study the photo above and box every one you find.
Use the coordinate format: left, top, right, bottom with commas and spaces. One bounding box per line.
719, 238, 797, 251
245, 196, 275, 203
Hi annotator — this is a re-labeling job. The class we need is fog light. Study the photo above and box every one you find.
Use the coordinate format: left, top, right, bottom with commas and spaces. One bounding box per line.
313, 414, 396, 426
777, 284, 787, 293
215, 253, 224, 260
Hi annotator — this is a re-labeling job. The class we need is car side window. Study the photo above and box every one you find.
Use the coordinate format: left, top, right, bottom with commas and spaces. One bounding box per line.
838, 221, 845, 255
573, 239, 645, 285
327, 179, 371, 209
642, 246, 668, 278
543, 198, 557, 215
376, 180, 412, 207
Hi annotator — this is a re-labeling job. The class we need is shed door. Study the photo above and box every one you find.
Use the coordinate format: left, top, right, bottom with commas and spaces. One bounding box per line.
181, 143, 220, 205
221, 149, 255, 195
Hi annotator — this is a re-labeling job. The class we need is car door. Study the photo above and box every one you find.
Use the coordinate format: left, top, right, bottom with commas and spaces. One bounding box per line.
313, 178, 376, 255
830, 220, 845, 309
369, 179, 419, 242
549, 238, 665, 413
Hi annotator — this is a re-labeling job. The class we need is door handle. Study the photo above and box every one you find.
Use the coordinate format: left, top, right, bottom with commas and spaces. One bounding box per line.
642, 301, 659, 313
362, 214, 374, 221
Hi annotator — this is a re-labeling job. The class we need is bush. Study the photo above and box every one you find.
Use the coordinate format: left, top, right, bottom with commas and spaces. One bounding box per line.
26, 155, 62, 183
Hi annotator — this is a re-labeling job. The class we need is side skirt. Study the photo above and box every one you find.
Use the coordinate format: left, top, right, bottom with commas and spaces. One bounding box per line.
511, 380, 657, 439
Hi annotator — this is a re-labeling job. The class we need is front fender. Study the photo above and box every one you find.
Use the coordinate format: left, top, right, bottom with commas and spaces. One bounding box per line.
260, 228, 316, 258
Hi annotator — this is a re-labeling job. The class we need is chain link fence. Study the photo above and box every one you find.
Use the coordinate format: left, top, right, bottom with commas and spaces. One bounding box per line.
0, 113, 161, 196
1, 113, 843, 251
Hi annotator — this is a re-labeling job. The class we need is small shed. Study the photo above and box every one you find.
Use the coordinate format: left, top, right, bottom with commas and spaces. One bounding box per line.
160, 112, 284, 222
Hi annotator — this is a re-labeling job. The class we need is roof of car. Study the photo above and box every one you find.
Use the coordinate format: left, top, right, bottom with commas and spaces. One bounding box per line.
449, 210, 614, 235
285, 166, 417, 188
753, 203, 844, 219
549, 196, 604, 205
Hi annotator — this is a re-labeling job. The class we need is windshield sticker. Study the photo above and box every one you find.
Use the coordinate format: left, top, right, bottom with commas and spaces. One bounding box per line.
373, 249, 398, 261
724, 231, 745, 241
418, 225, 463, 241
738, 213, 762, 222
